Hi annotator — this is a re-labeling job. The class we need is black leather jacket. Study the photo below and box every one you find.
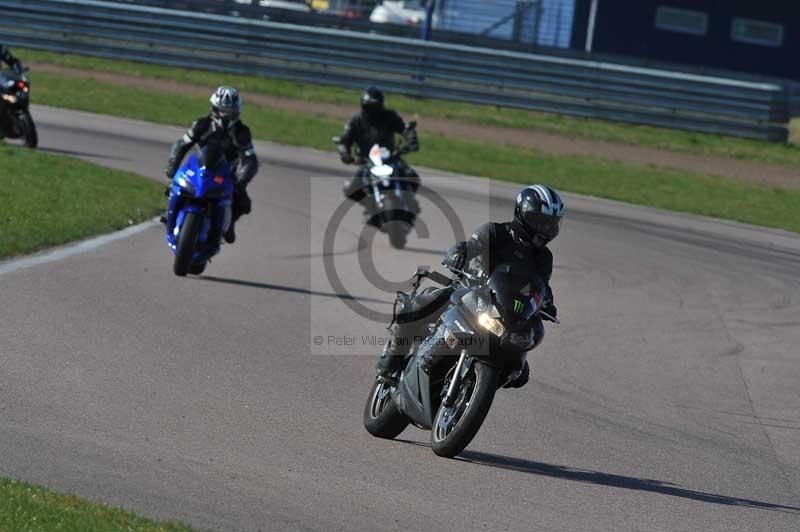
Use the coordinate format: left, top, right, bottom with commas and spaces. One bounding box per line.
0, 46, 23, 74
336, 108, 419, 158
447, 222, 555, 302
166, 115, 259, 185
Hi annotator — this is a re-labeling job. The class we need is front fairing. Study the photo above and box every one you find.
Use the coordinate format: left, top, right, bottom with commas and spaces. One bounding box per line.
172, 154, 234, 200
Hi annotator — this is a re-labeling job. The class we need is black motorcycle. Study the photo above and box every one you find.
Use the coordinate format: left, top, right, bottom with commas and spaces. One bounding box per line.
333, 122, 418, 249
0, 67, 37, 148
363, 262, 558, 457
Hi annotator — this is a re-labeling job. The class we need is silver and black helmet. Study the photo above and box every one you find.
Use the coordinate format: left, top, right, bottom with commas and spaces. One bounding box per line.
512, 185, 565, 247
210, 86, 242, 119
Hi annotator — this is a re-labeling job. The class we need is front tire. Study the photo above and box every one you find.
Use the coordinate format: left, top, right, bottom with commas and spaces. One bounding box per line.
363, 379, 409, 439
19, 110, 37, 149
188, 261, 207, 275
174, 212, 202, 277
431, 361, 500, 458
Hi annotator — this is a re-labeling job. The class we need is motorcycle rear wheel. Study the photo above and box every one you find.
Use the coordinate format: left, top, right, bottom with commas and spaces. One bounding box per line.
363, 379, 409, 439
430, 361, 500, 458
174, 212, 202, 277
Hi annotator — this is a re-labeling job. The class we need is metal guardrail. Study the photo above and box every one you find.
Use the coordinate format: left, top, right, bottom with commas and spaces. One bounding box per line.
0, 0, 790, 142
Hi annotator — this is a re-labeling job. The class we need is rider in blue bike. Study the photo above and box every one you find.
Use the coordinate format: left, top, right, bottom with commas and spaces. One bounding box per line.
166, 86, 259, 244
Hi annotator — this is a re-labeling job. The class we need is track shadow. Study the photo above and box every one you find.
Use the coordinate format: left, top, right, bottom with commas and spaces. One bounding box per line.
396, 440, 800, 513
193, 275, 389, 305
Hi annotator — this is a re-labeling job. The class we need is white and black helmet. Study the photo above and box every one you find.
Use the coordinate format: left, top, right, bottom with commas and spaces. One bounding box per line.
512, 185, 565, 247
210, 86, 242, 119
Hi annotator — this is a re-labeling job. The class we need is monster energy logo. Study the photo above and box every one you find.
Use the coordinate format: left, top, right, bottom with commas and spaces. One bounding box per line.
513, 298, 525, 313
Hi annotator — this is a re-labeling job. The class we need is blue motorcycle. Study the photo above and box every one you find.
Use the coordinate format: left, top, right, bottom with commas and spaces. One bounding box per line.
165, 148, 233, 276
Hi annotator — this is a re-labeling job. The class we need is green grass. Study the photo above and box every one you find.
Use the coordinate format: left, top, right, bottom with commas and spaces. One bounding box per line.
0, 476, 194, 532
21, 48, 800, 167
0, 143, 163, 258
29, 71, 800, 234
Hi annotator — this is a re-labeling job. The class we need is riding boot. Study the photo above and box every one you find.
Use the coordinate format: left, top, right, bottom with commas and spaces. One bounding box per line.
375, 325, 412, 383
224, 219, 236, 244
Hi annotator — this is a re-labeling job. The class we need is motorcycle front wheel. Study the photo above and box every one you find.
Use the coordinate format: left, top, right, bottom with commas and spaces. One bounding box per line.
174, 212, 202, 276
430, 360, 500, 458
363, 378, 409, 439
18, 110, 37, 148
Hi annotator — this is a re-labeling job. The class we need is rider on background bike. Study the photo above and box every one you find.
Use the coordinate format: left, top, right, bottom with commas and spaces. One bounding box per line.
165, 86, 258, 244
0, 45, 24, 75
336, 86, 420, 213
376, 185, 565, 388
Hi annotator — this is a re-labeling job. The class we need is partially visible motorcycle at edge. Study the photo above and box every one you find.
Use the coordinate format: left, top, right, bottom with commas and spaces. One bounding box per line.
0, 66, 37, 148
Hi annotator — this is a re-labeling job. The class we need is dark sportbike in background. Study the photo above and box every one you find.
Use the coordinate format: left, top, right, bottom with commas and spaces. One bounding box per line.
333, 121, 418, 249
363, 262, 558, 457
0, 67, 36, 148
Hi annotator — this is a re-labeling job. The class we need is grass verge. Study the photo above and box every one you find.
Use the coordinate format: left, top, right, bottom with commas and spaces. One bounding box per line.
20, 48, 800, 166
0, 476, 194, 532
0, 143, 163, 258
25, 69, 800, 234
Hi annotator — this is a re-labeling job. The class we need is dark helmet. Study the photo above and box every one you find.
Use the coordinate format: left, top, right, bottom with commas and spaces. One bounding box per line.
360, 86, 384, 118
512, 185, 565, 247
210, 86, 242, 122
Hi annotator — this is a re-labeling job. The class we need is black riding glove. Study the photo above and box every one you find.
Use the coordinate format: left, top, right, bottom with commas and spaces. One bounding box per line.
336, 144, 354, 164
541, 300, 557, 320
443, 242, 467, 271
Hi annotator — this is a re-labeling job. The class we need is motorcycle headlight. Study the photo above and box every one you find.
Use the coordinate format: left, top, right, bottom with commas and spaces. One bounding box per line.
478, 312, 505, 337
1, 94, 17, 103
176, 176, 195, 195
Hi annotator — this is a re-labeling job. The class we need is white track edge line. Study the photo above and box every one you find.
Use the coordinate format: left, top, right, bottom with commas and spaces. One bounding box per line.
0, 219, 159, 276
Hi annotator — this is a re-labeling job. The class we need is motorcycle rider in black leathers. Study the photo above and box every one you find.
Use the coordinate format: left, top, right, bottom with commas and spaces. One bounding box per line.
336, 86, 420, 213
165, 86, 258, 244
376, 185, 566, 388
0, 46, 24, 75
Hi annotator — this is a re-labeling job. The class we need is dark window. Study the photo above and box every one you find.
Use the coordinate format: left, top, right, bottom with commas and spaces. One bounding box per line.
655, 6, 708, 36
731, 18, 784, 47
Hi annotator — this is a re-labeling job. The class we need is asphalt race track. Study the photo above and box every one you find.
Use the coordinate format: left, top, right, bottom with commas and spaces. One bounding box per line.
1, 106, 799, 531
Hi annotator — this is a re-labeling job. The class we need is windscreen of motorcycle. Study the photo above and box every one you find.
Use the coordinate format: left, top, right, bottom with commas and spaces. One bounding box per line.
487, 262, 545, 328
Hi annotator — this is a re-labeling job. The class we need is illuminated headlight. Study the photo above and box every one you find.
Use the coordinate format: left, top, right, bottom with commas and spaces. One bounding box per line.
2, 94, 17, 103
478, 313, 505, 336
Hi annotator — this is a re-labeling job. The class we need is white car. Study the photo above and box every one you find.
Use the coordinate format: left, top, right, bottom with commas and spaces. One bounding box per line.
369, 1, 437, 26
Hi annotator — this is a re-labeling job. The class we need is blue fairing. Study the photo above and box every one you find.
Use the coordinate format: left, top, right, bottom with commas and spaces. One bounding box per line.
165, 153, 234, 263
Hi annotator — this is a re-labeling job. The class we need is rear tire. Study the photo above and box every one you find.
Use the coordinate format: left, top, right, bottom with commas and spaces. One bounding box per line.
363, 379, 409, 439
430, 361, 500, 458
174, 212, 202, 277
19, 110, 37, 149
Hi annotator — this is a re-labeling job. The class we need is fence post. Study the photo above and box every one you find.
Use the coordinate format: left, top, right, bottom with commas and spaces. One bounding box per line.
421, 0, 436, 41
